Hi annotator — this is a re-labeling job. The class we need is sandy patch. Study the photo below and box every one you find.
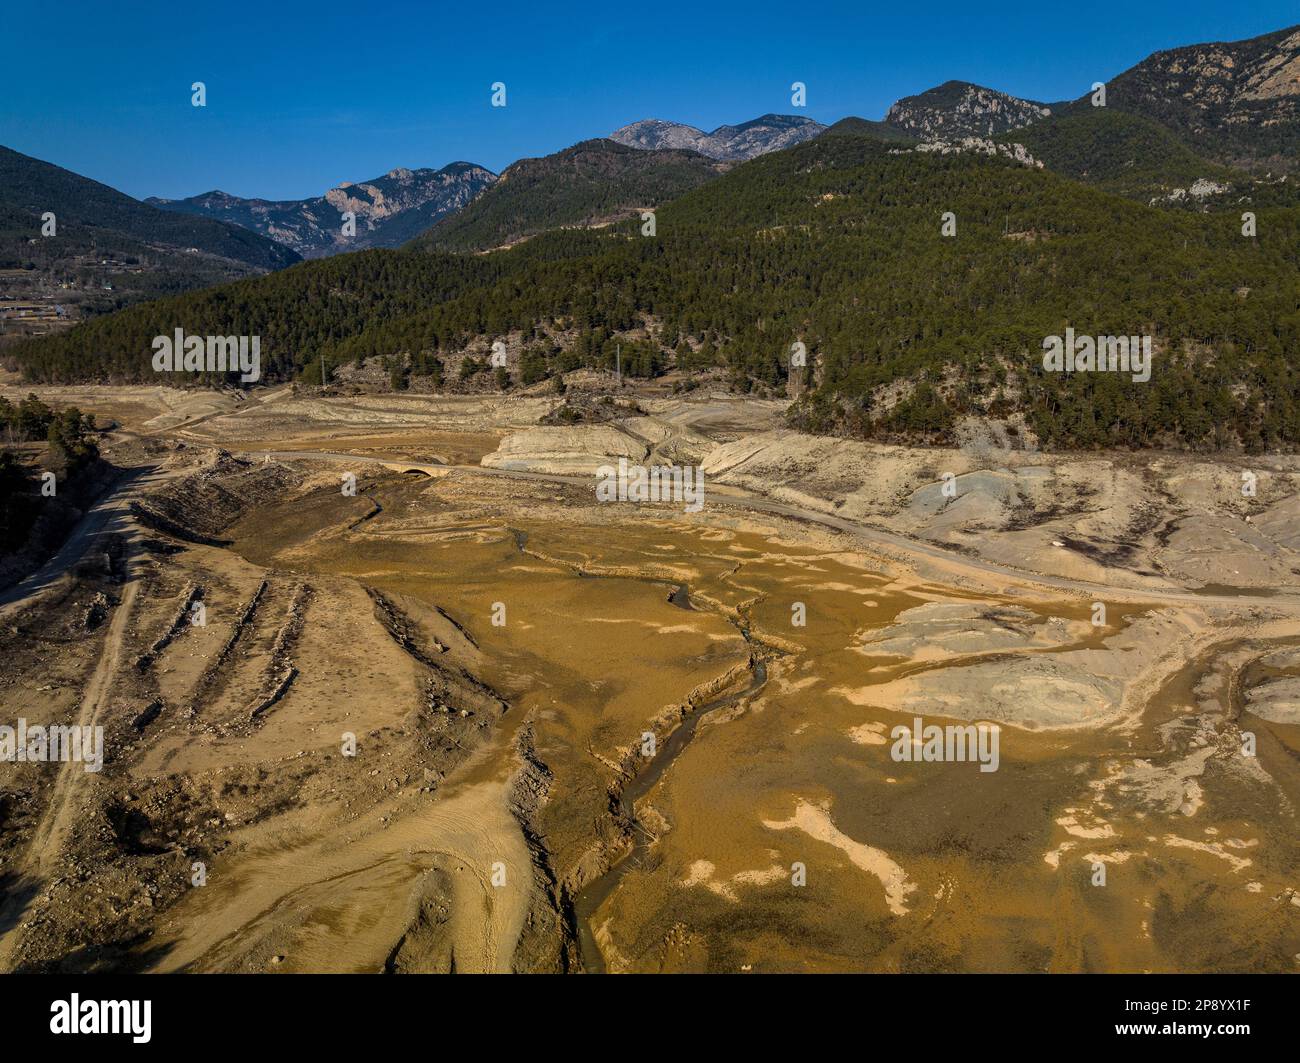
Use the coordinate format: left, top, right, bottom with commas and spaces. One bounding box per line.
763, 799, 916, 916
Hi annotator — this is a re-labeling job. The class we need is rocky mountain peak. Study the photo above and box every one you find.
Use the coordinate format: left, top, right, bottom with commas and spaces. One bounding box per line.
609, 114, 826, 161
885, 81, 1051, 139
1101, 24, 1300, 170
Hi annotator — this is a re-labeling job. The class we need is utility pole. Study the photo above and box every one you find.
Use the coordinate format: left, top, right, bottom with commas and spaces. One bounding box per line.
615, 343, 621, 386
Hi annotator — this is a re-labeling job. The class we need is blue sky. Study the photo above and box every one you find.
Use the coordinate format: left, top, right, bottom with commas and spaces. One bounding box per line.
4, 1, 1296, 201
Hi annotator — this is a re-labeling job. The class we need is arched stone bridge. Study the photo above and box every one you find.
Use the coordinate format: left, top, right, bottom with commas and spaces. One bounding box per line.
253, 450, 451, 478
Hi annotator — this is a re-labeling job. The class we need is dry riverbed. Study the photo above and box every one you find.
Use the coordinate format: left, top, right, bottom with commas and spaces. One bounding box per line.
0, 385, 1297, 972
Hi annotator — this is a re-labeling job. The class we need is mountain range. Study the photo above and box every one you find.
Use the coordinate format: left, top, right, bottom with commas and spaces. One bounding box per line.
147, 163, 496, 259
143, 117, 822, 259
127, 24, 1300, 261
7, 22, 1300, 452
607, 114, 826, 160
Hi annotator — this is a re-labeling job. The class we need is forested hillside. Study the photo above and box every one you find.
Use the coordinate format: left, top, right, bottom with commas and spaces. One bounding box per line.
0, 145, 302, 331
1006, 108, 1300, 214
411, 139, 726, 252
0, 201, 286, 315
1094, 24, 1300, 173
12, 134, 1300, 451
823, 117, 915, 143
0, 146, 300, 270
1004, 110, 1235, 198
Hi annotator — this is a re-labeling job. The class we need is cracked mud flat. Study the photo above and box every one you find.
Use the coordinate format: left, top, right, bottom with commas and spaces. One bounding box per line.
0, 387, 1298, 973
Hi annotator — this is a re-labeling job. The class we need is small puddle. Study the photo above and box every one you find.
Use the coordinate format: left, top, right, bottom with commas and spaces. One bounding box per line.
1191, 583, 1278, 598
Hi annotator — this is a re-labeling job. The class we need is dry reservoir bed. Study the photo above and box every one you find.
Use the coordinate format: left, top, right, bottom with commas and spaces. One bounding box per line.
0, 443, 1298, 973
